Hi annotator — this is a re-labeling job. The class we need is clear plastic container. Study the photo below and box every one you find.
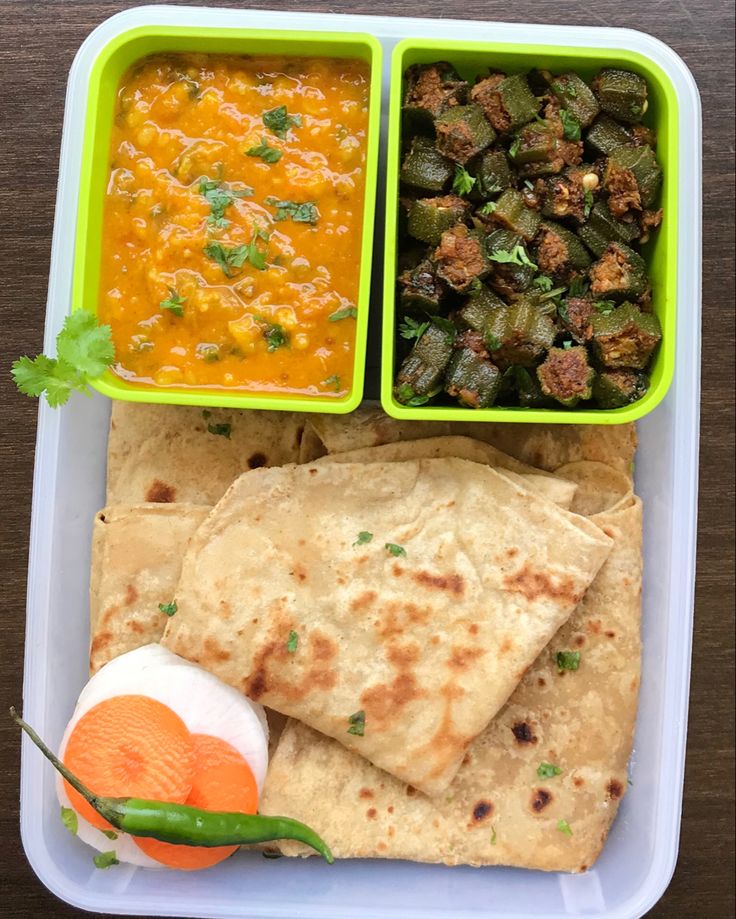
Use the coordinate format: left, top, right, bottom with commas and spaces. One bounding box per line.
19, 6, 701, 919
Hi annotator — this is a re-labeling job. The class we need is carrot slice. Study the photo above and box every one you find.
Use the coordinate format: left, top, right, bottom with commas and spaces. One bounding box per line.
63, 695, 194, 830
134, 733, 259, 870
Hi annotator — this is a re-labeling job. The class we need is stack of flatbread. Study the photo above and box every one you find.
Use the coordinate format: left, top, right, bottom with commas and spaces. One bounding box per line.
90, 401, 642, 873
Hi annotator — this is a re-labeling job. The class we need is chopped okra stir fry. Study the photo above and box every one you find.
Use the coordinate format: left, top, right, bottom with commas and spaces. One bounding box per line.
393, 62, 664, 410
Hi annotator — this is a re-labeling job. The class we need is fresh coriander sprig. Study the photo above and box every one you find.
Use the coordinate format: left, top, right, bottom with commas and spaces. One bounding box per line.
265, 197, 319, 224
245, 137, 283, 164
262, 105, 302, 139
452, 164, 476, 196
489, 245, 537, 269
199, 178, 252, 227
11, 310, 115, 408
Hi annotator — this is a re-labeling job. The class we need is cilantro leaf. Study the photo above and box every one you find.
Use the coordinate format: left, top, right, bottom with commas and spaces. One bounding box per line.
556, 650, 581, 672
286, 630, 298, 653
204, 242, 249, 277
395, 382, 435, 406
265, 197, 319, 224
537, 762, 563, 779
489, 245, 537, 269
593, 300, 616, 314
322, 374, 341, 391
557, 819, 573, 837
199, 178, 252, 227
328, 306, 358, 322
486, 334, 501, 351
160, 288, 186, 317
452, 164, 476, 197
60, 806, 78, 836
262, 105, 302, 139
93, 851, 119, 869
533, 275, 554, 292
158, 600, 177, 617
562, 340, 573, 350
559, 109, 581, 141
207, 422, 232, 438
56, 311, 115, 377
354, 531, 373, 546
509, 135, 521, 158
245, 137, 283, 164
399, 317, 429, 340
478, 201, 497, 216
385, 542, 406, 557
347, 710, 366, 736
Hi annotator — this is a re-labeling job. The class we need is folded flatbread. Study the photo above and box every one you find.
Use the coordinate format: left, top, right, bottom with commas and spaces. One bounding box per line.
106, 402, 308, 505
89, 504, 209, 673
317, 436, 578, 510
163, 458, 612, 796
260, 462, 641, 872
305, 405, 637, 474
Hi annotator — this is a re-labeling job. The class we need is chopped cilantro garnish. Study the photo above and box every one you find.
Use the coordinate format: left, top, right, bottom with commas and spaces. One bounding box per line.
562, 340, 573, 350
537, 762, 563, 779
265, 324, 288, 352
509, 136, 521, 158
556, 650, 581, 672
593, 300, 616, 314
207, 422, 232, 439
354, 531, 373, 546
262, 105, 302, 139
245, 137, 283, 163
347, 710, 366, 737
399, 317, 429, 340
204, 242, 249, 277
60, 806, 78, 836
533, 275, 554, 292
160, 288, 186, 317
486, 334, 501, 351
11, 310, 115, 407
385, 543, 406, 557
559, 109, 581, 141
265, 197, 318, 224
431, 315, 456, 341
199, 178, 252, 227
489, 245, 537, 269
452, 164, 476, 197
93, 851, 119, 869
328, 306, 358, 322
286, 630, 298, 653
478, 201, 497, 216
557, 819, 573, 837
158, 600, 178, 617
322, 374, 341, 391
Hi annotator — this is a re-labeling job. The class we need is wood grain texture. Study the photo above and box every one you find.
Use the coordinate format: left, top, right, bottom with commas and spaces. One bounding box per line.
0, 1, 733, 917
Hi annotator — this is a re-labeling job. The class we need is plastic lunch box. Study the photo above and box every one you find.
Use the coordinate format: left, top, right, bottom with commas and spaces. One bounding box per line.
19, 6, 701, 919
76, 27, 382, 415
381, 39, 677, 424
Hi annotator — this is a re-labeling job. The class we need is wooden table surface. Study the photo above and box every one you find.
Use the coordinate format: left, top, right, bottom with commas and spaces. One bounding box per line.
1, 1, 733, 917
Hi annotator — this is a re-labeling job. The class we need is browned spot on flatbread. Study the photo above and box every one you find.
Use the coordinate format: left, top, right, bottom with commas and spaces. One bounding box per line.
573, 777, 585, 788
218, 601, 233, 621
375, 600, 429, 640
377, 842, 387, 851
366, 808, 377, 820
124, 584, 138, 605
128, 620, 145, 635
607, 779, 623, 799
447, 646, 486, 670
530, 789, 553, 812
537, 677, 547, 688
499, 637, 513, 654
203, 637, 231, 663
392, 564, 404, 577
245, 628, 337, 702
308, 467, 318, 475
588, 619, 602, 634
290, 564, 307, 583
575, 634, 586, 647
387, 806, 394, 814
406, 786, 417, 797
512, 721, 537, 744
507, 547, 519, 558
388, 826, 395, 837
350, 590, 377, 613
361, 673, 423, 724
248, 452, 267, 469
504, 564, 581, 604
90, 630, 113, 660
605, 629, 616, 639
413, 570, 465, 596
603, 526, 616, 538
359, 788, 374, 800
468, 623, 479, 635
471, 800, 493, 823
145, 479, 176, 503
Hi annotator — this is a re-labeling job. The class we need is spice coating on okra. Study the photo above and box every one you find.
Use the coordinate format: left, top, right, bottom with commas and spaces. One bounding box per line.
393, 60, 664, 410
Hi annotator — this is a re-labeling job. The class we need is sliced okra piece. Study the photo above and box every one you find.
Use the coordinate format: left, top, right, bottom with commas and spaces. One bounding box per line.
499, 365, 552, 408
536, 346, 595, 408
577, 200, 640, 256
510, 122, 582, 178
548, 72, 600, 127
456, 283, 505, 332
402, 62, 468, 132
606, 144, 662, 208
537, 165, 599, 223
592, 368, 649, 408
435, 104, 496, 165
485, 228, 537, 296
592, 68, 648, 124
491, 188, 541, 241
470, 72, 539, 133
534, 220, 591, 280
394, 321, 455, 402
444, 345, 502, 408
433, 224, 492, 293
475, 149, 515, 198
397, 259, 446, 314
585, 114, 634, 157
483, 297, 556, 369
407, 194, 471, 246
590, 301, 662, 369
589, 242, 649, 301
400, 136, 454, 192
558, 296, 595, 343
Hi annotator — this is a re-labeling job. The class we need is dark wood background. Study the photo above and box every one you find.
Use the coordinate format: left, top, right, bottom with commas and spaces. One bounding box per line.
1, 1, 733, 917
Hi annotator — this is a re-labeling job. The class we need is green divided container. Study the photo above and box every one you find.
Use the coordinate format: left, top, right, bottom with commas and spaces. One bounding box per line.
74, 26, 382, 414
381, 38, 678, 424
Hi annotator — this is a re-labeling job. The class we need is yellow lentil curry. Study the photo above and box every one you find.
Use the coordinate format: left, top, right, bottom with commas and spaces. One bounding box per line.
99, 54, 371, 397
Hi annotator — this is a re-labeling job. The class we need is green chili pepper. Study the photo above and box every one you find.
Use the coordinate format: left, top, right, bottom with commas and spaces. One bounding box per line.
11, 707, 334, 863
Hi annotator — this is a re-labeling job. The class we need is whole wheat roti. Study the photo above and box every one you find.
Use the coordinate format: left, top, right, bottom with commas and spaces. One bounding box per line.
260, 462, 641, 872
89, 504, 209, 674
163, 457, 611, 797
317, 436, 578, 510
304, 406, 637, 475
106, 402, 307, 505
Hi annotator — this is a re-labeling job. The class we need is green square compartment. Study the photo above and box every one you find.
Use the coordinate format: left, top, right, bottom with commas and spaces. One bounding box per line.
381, 38, 678, 424
74, 26, 382, 413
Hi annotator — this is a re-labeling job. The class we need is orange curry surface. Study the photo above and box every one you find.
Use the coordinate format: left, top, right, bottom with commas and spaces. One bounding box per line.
98, 54, 370, 397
